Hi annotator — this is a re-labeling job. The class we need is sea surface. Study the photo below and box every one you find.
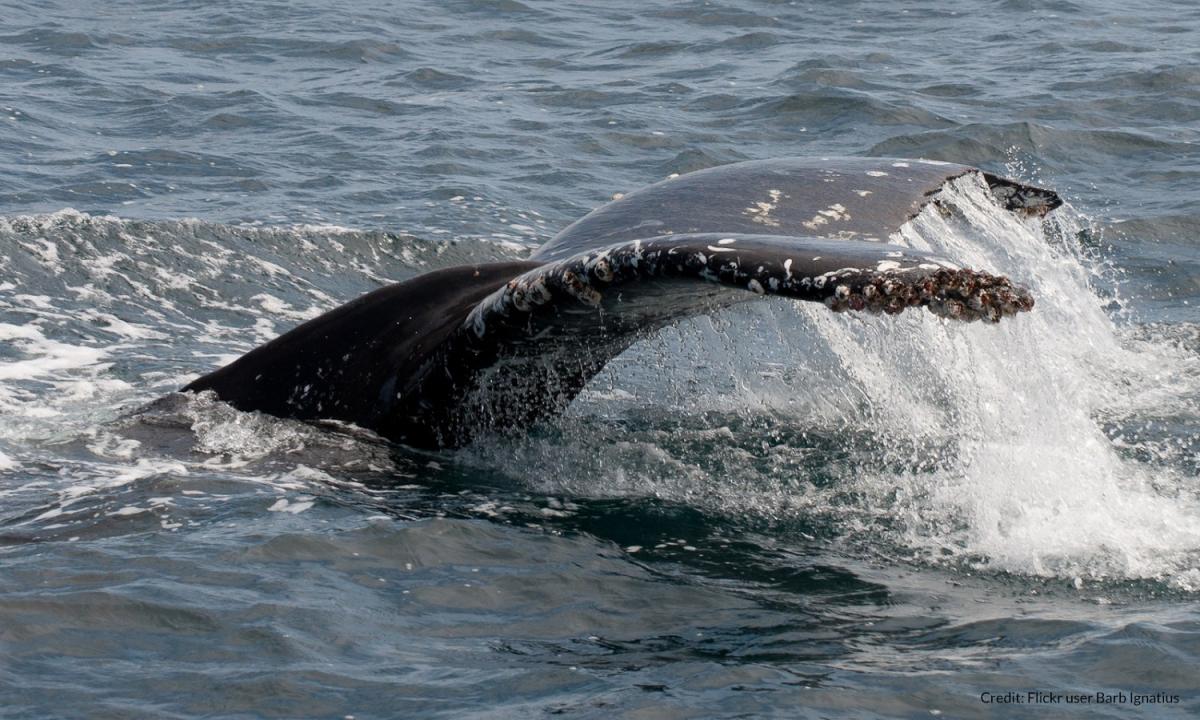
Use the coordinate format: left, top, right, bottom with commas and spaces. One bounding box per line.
2, 1, 1199, 718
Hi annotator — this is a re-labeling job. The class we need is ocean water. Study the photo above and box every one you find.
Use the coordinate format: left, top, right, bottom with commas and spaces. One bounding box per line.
2, 1, 1199, 718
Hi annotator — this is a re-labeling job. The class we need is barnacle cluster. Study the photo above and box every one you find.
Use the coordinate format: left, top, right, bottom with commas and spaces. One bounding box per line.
489, 245, 1034, 331
822, 268, 1034, 323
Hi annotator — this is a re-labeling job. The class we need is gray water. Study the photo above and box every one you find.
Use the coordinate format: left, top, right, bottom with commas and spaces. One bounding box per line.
2, 1, 1199, 718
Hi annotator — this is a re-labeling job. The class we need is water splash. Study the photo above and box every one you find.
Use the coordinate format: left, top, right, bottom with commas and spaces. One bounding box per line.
479, 173, 1200, 589
872, 174, 1200, 587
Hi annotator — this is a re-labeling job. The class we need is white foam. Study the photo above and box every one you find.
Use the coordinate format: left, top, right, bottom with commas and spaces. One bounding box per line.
867, 174, 1200, 583
267, 496, 315, 514
250, 293, 324, 321
0, 323, 108, 381
79, 310, 168, 340
185, 391, 312, 458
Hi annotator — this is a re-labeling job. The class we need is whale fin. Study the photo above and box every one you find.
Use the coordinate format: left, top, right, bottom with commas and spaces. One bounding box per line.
389, 234, 1033, 447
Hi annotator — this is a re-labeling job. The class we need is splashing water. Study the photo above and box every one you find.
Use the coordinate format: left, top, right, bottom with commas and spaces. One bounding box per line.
480, 173, 1200, 589
877, 174, 1200, 587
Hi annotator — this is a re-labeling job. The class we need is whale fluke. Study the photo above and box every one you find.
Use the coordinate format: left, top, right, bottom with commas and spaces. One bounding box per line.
181, 157, 1060, 448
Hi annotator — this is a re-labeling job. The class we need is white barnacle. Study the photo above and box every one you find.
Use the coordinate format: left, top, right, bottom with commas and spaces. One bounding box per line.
588, 256, 615, 282
561, 270, 601, 306
747, 278, 765, 295
876, 260, 901, 272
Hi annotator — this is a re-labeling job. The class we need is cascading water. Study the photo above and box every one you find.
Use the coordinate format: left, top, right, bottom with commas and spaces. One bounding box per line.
873, 174, 1200, 587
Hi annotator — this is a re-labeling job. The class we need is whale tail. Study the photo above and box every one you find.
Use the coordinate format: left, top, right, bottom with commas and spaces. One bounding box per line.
181, 158, 1061, 448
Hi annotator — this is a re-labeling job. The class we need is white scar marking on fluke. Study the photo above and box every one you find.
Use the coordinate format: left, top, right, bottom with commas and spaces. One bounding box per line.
876, 260, 902, 271
717, 237, 737, 244
891, 162, 910, 168
802, 202, 850, 230
854, 189, 872, 197
744, 188, 784, 226
866, 170, 889, 177
707, 245, 736, 253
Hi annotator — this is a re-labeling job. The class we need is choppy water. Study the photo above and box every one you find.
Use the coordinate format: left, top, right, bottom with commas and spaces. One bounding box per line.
2, 1, 1199, 718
